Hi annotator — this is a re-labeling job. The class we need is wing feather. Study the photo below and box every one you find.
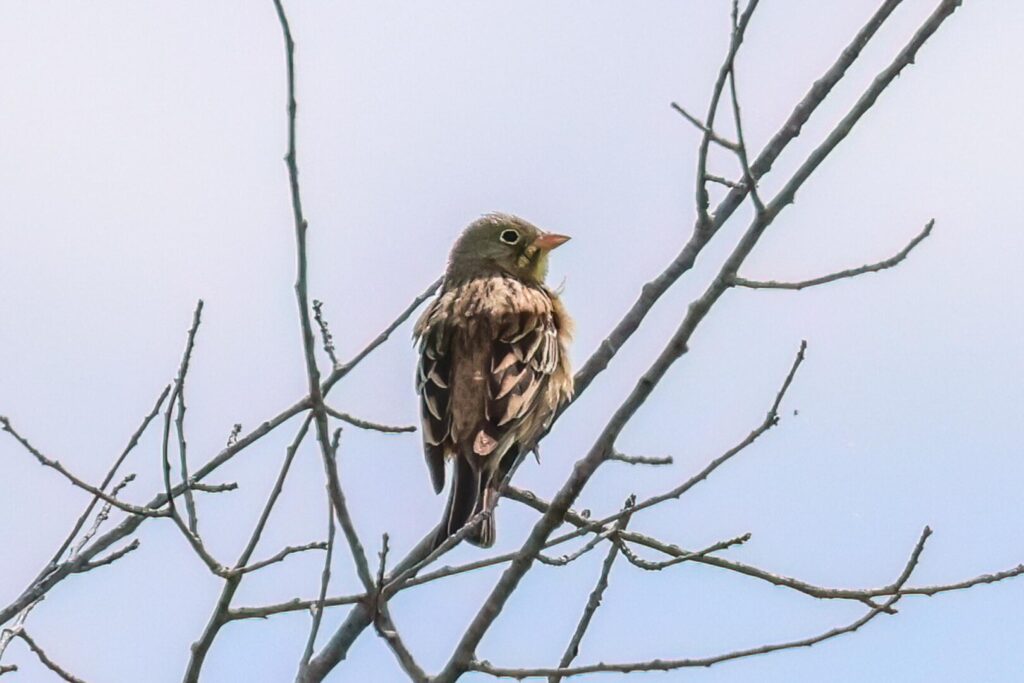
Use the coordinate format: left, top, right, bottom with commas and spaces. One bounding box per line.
415, 301, 452, 493
415, 278, 572, 498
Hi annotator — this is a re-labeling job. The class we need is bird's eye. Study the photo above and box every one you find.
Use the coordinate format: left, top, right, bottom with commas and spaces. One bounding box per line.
499, 229, 520, 245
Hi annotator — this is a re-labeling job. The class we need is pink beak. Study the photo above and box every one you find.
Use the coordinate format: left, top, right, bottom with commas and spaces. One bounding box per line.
532, 233, 571, 251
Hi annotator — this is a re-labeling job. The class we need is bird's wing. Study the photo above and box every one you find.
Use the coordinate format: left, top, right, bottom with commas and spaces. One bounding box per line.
477, 309, 561, 458
416, 301, 452, 494
416, 282, 567, 494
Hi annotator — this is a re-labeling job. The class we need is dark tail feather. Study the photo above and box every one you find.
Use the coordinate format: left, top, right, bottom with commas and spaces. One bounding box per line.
472, 481, 498, 548
432, 457, 497, 550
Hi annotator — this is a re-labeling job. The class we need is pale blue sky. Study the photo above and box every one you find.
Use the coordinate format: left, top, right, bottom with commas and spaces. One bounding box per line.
2, 1, 1023, 681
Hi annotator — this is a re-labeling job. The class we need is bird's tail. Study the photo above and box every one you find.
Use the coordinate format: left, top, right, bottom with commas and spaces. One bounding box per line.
433, 456, 497, 550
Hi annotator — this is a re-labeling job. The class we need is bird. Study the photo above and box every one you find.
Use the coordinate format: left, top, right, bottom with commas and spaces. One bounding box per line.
414, 213, 574, 549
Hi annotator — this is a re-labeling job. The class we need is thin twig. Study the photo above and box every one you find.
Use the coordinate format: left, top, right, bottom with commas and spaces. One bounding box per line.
0, 599, 41, 669
694, 0, 760, 232
183, 417, 312, 683
324, 405, 416, 434
732, 219, 935, 291
382, 510, 491, 597
0, 418, 166, 518
536, 529, 617, 568
509, 484, 1024, 602
159, 303, 233, 578
190, 481, 238, 493
705, 173, 743, 189
268, 5, 421, 682
11, 630, 88, 683
174, 303, 202, 535
370, 534, 428, 683
549, 500, 634, 683
312, 299, 340, 367
69, 474, 135, 560
473, 529, 932, 679
299, 439, 338, 671
760, 1, 963, 221
0, 281, 438, 631
508, 341, 807, 557
617, 532, 750, 572
726, 1, 765, 214
237, 542, 327, 576
74, 539, 141, 573
49, 386, 170, 568
607, 451, 673, 467
669, 102, 739, 151
567, 0, 907, 408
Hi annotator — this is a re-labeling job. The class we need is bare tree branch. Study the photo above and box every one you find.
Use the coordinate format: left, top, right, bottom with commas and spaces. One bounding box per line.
190, 481, 238, 493
371, 536, 430, 683
50, 386, 170, 568
267, 5, 425, 682
73, 539, 140, 573
472, 528, 932, 679
323, 405, 416, 434
726, 1, 765, 214
705, 173, 744, 189
69, 474, 135, 561
299, 441, 337, 672
536, 528, 618, 568
237, 542, 327, 576
312, 299, 340, 367
606, 450, 673, 467
436, 0, 968, 649
761, 1, 962, 220
732, 219, 935, 290
669, 102, 739, 151
183, 416, 311, 682
0, 276, 437, 631
549, 502, 633, 683
568, 0, 906, 404
694, 0, 760, 232
2, 0, 912, 645
0, 417, 166, 518
7, 5, 1006, 683
9, 630, 88, 683
617, 532, 750, 572
497, 341, 807, 566
508, 486, 1024, 604
166, 300, 204, 537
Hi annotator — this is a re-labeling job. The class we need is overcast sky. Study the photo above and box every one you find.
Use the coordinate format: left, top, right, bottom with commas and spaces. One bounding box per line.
2, 1, 1023, 681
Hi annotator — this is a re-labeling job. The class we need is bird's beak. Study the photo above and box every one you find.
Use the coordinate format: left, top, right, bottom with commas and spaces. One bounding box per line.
532, 233, 571, 251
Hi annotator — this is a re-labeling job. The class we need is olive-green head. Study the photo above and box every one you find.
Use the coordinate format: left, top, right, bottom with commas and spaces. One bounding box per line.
445, 213, 570, 285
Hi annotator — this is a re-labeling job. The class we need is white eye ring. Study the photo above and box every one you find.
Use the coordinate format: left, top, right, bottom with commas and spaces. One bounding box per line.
499, 229, 520, 245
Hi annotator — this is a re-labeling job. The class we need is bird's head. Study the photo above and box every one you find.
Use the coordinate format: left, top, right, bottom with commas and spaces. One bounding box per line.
445, 213, 570, 285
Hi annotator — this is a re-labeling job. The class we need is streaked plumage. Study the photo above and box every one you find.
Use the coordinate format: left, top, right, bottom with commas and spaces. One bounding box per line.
414, 214, 573, 548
